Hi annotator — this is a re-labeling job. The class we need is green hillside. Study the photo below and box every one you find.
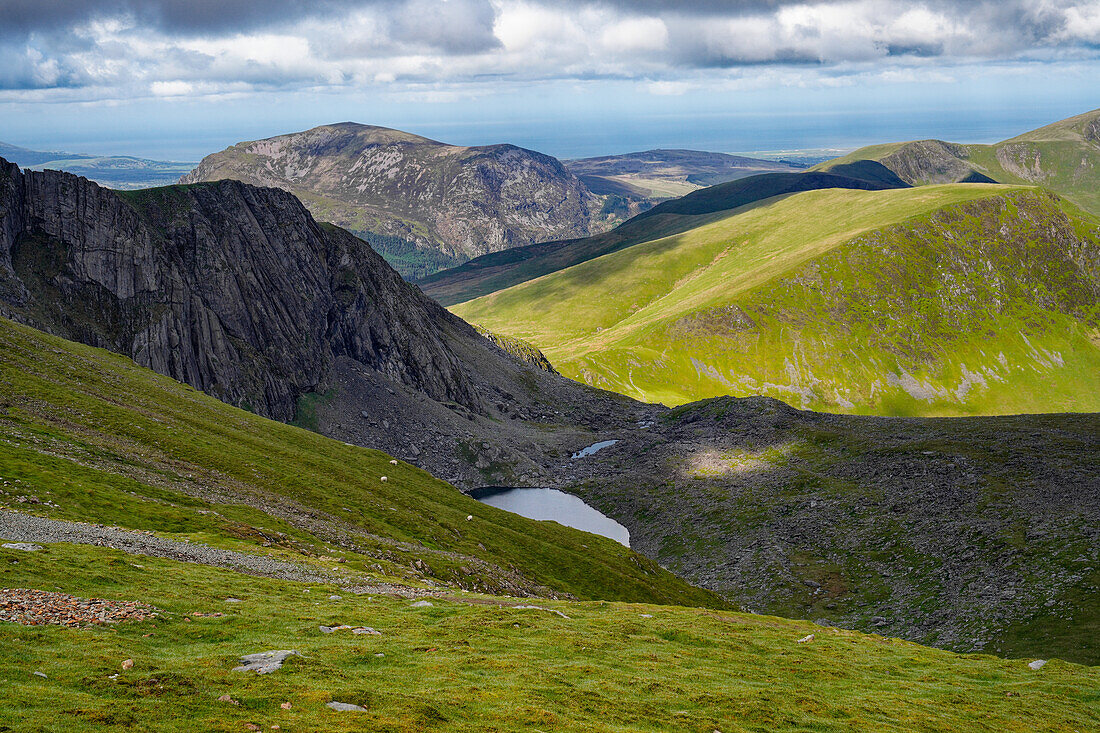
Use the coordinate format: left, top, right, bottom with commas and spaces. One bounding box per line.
815, 108, 1100, 217
454, 185, 1100, 415
420, 164, 906, 306
0, 316, 717, 608
3, 318, 1100, 731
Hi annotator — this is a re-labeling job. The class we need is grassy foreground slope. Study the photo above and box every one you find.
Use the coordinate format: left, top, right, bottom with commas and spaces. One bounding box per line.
456, 185, 1100, 415
815, 108, 1100, 217
5, 542, 1100, 732
0, 316, 717, 607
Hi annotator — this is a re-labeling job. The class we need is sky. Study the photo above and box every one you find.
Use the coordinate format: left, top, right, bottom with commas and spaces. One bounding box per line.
1, 0, 1099, 160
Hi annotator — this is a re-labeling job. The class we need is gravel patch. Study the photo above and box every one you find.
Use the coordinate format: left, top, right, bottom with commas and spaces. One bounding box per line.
1, 509, 334, 585
1, 588, 159, 627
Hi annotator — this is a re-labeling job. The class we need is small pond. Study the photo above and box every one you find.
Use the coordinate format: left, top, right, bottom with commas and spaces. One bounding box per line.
469, 487, 630, 547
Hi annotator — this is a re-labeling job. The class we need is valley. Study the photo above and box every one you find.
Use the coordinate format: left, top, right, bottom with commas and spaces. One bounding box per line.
2, 155, 1097, 671
4, 3, 1100, 730
0, 141, 193, 190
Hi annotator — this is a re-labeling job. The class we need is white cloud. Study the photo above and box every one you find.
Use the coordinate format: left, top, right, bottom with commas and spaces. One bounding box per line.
3, 0, 1100, 100
601, 17, 668, 54
150, 80, 193, 96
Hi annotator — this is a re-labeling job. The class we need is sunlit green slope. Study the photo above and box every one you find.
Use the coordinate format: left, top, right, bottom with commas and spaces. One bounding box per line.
454, 185, 1100, 415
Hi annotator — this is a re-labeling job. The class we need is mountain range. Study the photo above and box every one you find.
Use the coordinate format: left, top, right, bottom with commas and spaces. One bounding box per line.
180, 125, 800, 279
443, 111, 1100, 417
2, 154, 1098, 670
812, 107, 1100, 217
180, 123, 620, 279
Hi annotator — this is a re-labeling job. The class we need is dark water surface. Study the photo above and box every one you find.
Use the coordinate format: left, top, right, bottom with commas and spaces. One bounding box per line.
470, 487, 630, 547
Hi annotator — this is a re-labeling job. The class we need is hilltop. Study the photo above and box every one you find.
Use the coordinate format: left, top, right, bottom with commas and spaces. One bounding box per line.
454, 184, 1100, 416
180, 123, 621, 278
564, 148, 802, 200
813, 108, 1100, 216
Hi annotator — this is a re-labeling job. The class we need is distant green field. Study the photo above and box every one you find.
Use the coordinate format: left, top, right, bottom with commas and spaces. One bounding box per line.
454, 185, 1100, 415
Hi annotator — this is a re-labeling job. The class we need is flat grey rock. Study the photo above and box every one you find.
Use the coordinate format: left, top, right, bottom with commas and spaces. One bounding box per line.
1028, 659, 1047, 670
224, 598, 243, 603
409, 600, 433, 608
512, 604, 570, 619
233, 650, 300, 674
327, 701, 366, 712
2, 543, 43, 551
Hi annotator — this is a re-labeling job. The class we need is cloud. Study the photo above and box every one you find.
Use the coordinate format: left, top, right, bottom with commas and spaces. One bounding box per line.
1, 0, 1098, 98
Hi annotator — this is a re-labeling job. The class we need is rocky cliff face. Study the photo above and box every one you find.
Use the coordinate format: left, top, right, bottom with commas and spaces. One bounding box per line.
0, 158, 480, 421
180, 124, 613, 277
878, 140, 993, 185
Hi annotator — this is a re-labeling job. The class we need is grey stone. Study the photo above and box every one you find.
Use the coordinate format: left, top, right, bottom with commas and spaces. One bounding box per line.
512, 604, 570, 619
409, 600, 433, 608
233, 650, 300, 674
1028, 659, 1047, 670
2, 543, 43, 551
326, 701, 367, 712
224, 598, 243, 603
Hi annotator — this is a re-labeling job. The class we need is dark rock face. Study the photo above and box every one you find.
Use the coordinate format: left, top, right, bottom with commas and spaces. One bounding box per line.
0, 158, 477, 420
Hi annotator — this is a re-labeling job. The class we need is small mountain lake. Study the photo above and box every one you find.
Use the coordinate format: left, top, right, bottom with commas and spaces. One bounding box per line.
469, 487, 630, 547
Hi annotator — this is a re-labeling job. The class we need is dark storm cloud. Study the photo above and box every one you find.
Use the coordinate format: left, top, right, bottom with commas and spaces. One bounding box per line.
0, 0, 353, 35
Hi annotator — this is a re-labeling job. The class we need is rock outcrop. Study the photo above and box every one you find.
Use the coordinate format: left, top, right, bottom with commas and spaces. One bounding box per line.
0, 157, 480, 420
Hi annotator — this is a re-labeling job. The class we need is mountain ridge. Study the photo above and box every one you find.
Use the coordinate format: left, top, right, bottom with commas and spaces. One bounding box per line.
813, 108, 1100, 215
419, 162, 910, 305
180, 123, 621, 279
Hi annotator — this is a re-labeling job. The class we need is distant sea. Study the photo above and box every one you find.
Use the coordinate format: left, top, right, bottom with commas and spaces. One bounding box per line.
466, 107, 1080, 160
19, 104, 1089, 164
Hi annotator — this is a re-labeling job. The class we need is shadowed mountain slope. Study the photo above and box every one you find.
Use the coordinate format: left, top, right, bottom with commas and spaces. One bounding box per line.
564, 148, 803, 200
